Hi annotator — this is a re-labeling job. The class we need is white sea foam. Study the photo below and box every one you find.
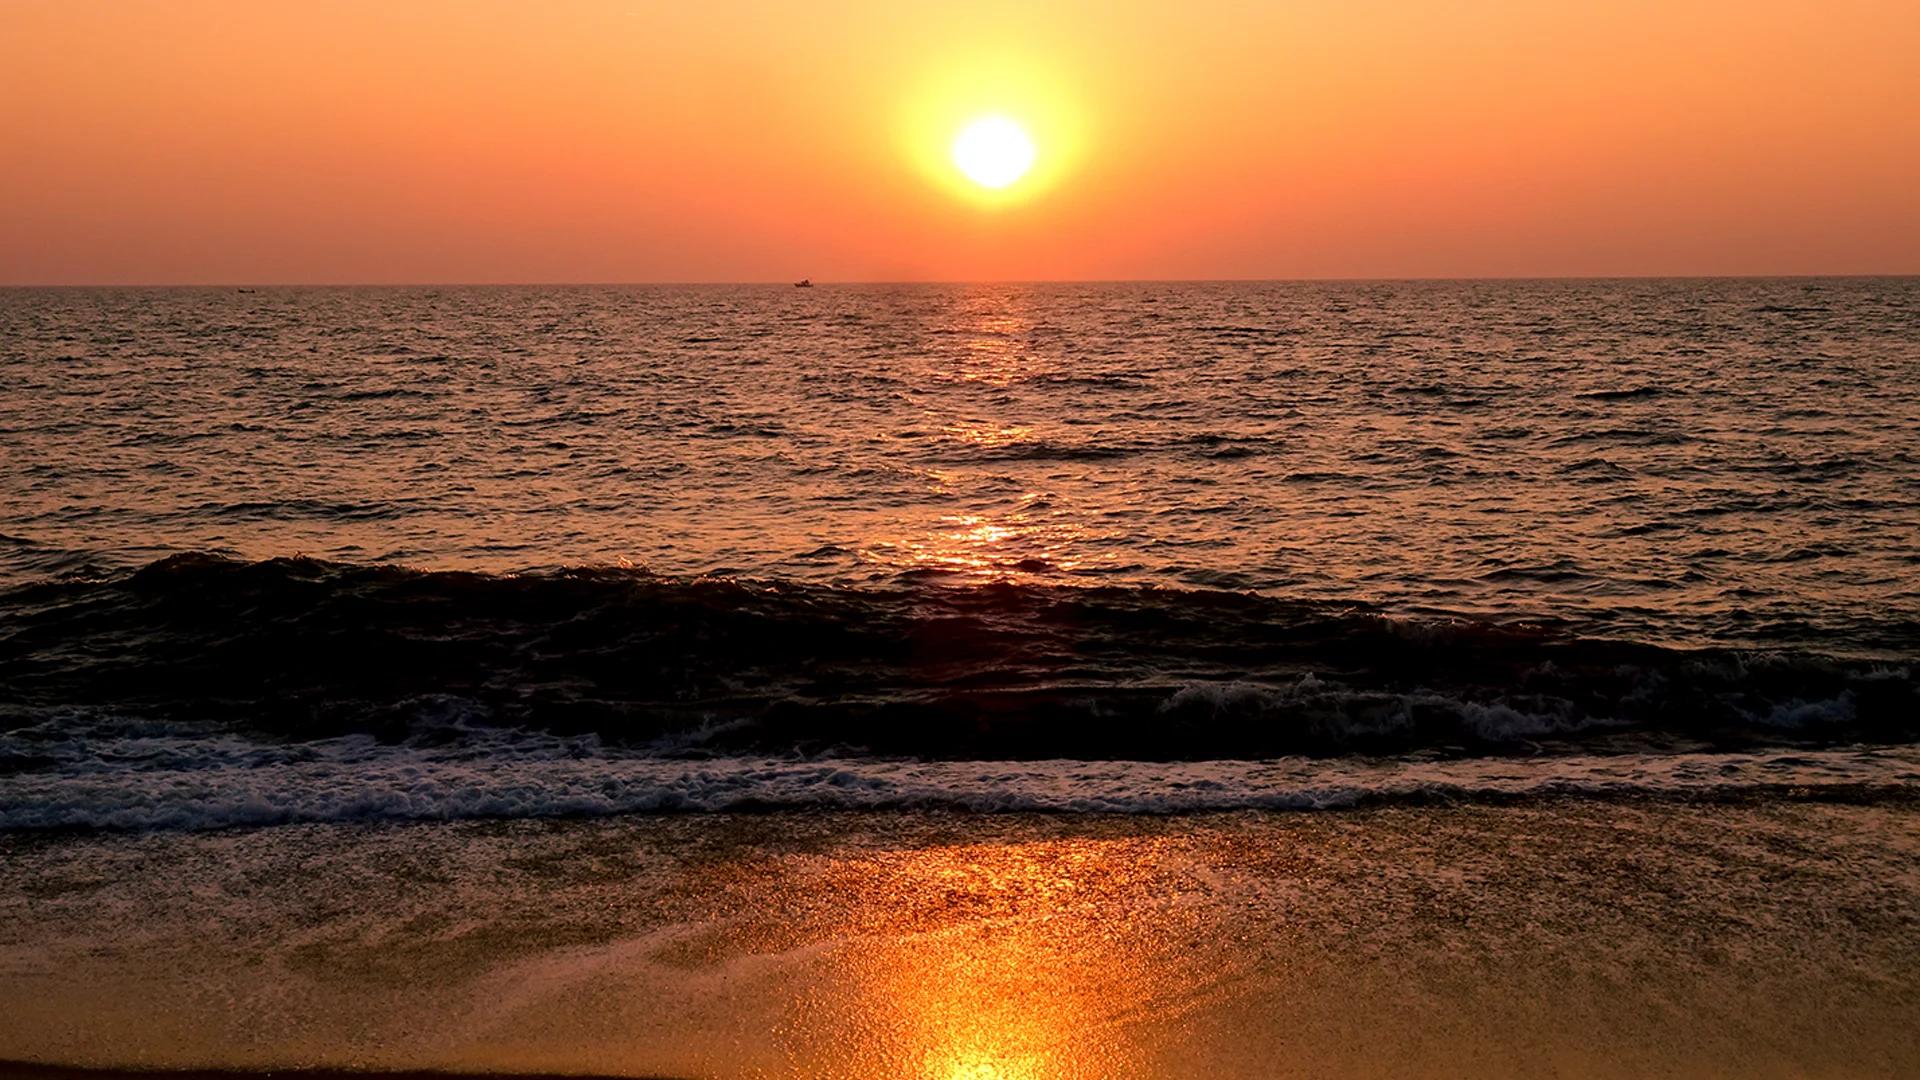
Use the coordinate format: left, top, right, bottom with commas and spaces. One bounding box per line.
2, 720, 1915, 832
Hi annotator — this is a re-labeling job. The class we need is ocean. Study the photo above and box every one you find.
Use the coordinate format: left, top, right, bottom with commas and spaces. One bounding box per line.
2, 279, 1917, 829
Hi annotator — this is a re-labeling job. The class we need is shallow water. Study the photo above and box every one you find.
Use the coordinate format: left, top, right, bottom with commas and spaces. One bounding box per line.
1, 281, 1917, 828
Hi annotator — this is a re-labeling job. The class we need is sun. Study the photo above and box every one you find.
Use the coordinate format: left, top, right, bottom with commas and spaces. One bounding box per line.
950, 116, 1036, 190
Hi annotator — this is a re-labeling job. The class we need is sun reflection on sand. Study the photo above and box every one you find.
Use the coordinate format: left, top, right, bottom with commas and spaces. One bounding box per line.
9, 812, 1918, 1079
760, 835, 1202, 1079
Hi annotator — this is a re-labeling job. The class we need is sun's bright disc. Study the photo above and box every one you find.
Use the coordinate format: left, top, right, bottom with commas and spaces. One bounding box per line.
950, 116, 1036, 190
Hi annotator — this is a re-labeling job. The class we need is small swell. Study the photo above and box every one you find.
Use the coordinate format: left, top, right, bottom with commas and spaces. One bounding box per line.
0, 554, 1913, 762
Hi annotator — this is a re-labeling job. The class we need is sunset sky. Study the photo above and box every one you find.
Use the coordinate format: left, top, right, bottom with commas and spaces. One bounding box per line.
3, 0, 1916, 284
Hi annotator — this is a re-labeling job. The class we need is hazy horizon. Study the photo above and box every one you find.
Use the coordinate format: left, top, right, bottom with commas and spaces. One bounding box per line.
6, 272, 1920, 289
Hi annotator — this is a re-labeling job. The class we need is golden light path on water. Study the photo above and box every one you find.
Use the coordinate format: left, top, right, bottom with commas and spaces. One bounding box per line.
8, 280, 1914, 657
857, 291, 1110, 582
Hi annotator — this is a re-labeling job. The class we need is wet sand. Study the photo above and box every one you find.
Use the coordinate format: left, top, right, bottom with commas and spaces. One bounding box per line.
0, 1060, 652, 1068
2, 800, 1917, 1078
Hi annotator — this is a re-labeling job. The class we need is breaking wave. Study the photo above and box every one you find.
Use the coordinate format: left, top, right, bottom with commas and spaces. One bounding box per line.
3, 719, 1916, 831
2, 554, 1916, 830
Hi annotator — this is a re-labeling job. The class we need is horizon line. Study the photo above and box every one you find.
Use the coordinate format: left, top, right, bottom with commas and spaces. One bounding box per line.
3, 272, 1917, 289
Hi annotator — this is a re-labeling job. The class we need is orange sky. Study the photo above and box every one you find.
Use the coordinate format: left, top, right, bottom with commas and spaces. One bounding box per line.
2, 0, 1916, 283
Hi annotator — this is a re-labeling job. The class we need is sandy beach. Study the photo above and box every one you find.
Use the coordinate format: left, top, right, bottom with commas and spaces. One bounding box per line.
3, 798, 1916, 1079
0, 1060, 652, 1068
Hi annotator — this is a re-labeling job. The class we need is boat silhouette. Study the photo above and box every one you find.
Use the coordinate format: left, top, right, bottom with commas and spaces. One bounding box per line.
793, 278, 813, 288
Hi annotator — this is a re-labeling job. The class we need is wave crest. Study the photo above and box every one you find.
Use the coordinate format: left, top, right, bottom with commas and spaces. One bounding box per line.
1, 554, 1913, 760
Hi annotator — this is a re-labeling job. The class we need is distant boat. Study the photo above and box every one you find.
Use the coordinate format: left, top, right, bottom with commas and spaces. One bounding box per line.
793, 279, 813, 288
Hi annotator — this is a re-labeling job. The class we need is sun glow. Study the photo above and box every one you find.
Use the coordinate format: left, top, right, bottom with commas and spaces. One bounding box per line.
896, 56, 1086, 209
951, 117, 1036, 189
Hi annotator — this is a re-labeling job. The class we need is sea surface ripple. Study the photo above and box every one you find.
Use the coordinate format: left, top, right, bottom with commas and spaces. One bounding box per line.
2, 280, 1916, 828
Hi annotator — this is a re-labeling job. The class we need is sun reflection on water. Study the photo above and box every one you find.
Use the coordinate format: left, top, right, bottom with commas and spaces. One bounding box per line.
944, 421, 1034, 448
851, 291, 1130, 584
858, 511, 1097, 579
